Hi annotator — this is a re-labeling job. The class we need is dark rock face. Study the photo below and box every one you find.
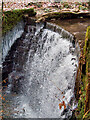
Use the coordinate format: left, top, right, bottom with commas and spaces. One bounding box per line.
8, 71, 24, 94
2, 34, 26, 83
2, 19, 40, 89
2, 26, 30, 86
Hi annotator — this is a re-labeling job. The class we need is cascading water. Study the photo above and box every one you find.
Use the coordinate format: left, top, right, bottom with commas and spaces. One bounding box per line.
3, 21, 80, 119
2, 20, 24, 61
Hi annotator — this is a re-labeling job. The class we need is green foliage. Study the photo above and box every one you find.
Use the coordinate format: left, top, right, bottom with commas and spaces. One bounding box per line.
44, 8, 51, 13
83, 26, 90, 58
76, 26, 90, 120
2, 8, 36, 35
36, 3, 42, 8
76, 2, 82, 6
78, 5, 87, 10
87, 26, 90, 39
63, 3, 70, 8
76, 85, 86, 119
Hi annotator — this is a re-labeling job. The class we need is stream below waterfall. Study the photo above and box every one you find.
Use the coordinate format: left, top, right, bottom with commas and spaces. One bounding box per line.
2, 21, 79, 119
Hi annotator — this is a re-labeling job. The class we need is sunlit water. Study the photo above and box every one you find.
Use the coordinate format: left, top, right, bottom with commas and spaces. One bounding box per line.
3, 22, 79, 119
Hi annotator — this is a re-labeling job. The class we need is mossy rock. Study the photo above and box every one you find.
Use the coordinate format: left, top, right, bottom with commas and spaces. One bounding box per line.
75, 26, 90, 120
2, 8, 36, 35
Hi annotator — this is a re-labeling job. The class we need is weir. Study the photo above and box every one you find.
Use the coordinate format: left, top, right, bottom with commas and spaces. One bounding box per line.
2, 20, 25, 61
2, 20, 80, 118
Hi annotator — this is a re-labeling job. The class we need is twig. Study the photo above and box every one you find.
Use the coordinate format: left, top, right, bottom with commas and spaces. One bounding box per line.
49, 79, 73, 110
82, 109, 90, 120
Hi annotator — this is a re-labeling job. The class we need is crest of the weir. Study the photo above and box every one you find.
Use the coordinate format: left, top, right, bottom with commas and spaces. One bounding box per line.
3, 19, 80, 118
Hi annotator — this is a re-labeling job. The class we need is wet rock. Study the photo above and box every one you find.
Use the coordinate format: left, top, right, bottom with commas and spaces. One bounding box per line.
24, 25, 28, 33
8, 71, 24, 94
26, 17, 36, 25
61, 108, 68, 116
71, 58, 76, 61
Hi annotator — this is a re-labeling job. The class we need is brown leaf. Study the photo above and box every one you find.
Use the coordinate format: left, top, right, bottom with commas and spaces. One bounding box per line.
59, 101, 66, 110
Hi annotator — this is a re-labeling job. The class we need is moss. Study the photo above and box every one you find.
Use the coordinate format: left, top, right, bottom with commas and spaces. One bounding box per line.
76, 85, 86, 119
83, 26, 90, 55
83, 26, 90, 84
2, 8, 36, 35
76, 26, 90, 119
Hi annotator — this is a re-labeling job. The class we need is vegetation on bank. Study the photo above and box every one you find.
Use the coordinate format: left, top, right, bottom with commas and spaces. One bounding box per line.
2, 8, 36, 35
75, 26, 90, 120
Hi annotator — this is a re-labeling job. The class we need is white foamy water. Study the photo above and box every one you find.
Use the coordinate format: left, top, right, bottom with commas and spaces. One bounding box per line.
3, 23, 79, 119
2, 21, 24, 61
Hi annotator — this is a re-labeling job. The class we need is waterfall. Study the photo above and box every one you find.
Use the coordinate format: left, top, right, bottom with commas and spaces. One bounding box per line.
3, 22, 80, 119
2, 20, 24, 61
